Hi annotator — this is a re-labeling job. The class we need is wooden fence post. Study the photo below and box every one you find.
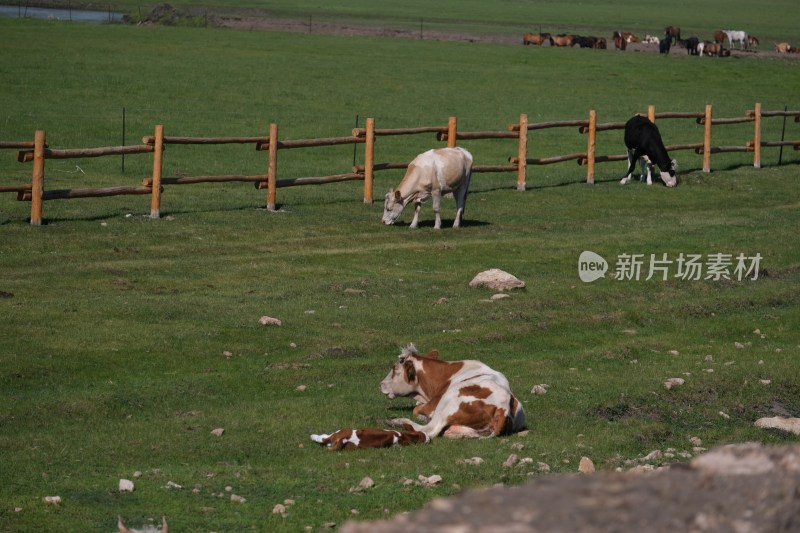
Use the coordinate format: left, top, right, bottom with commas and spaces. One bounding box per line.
267, 123, 278, 211
586, 110, 596, 184
647, 105, 656, 122
703, 105, 713, 173
516, 113, 528, 191
753, 102, 762, 168
363, 117, 375, 204
150, 124, 164, 219
30, 129, 46, 226
447, 117, 457, 148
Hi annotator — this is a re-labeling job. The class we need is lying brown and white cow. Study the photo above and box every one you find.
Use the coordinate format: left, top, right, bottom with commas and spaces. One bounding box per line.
381, 344, 526, 439
310, 427, 428, 451
382, 147, 473, 229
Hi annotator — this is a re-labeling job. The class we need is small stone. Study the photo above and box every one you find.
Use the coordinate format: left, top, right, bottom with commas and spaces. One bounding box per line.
119, 479, 135, 492
759, 379, 771, 385
491, 293, 511, 300
231, 494, 247, 503
273, 504, 287, 515
357, 477, 375, 490
664, 377, 685, 390
211, 428, 225, 437
259, 316, 282, 326
296, 385, 307, 392
537, 462, 551, 473
43, 496, 61, 505
689, 437, 703, 447
578, 457, 595, 474
503, 454, 518, 468
222, 351, 234, 358
133, 471, 142, 478
417, 474, 442, 487
531, 384, 548, 395
734, 342, 745, 349
719, 411, 730, 420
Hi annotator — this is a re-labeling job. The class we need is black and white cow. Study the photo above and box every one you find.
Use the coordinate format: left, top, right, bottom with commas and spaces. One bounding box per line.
620, 115, 677, 187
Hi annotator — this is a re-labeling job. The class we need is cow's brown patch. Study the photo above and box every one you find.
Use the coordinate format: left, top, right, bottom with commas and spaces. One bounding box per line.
445, 400, 496, 434
458, 384, 493, 399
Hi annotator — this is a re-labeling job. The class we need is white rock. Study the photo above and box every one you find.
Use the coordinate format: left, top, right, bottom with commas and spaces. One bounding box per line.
531, 384, 549, 395
502, 454, 518, 468
754, 416, 800, 435
469, 269, 526, 291
358, 477, 375, 490
259, 316, 282, 326
417, 474, 442, 487
273, 503, 287, 515
664, 377, 685, 390
296, 385, 307, 392
578, 457, 595, 474
231, 494, 247, 503
42, 496, 61, 505
211, 428, 225, 437
490, 293, 511, 300
118, 479, 135, 492
458, 457, 484, 466
689, 437, 703, 447
537, 462, 551, 473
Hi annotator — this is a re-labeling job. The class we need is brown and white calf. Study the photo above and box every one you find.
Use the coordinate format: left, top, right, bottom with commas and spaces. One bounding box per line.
310, 427, 428, 450
380, 344, 526, 439
382, 147, 473, 229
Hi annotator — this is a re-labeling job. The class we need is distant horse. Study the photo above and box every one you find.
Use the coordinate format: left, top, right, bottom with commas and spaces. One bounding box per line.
724, 30, 748, 49
523, 32, 553, 46
664, 26, 681, 44
552, 34, 573, 47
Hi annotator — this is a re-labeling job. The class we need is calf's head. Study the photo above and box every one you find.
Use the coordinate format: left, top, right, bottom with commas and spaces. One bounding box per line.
382, 190, 405, 225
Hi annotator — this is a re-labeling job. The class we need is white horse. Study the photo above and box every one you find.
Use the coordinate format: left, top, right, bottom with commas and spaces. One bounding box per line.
724, 30, 748, 49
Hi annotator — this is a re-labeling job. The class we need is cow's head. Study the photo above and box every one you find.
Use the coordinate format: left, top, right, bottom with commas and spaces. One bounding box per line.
660, 159, 678, 187
382, 190, 405, 225
380, 345, 439, 399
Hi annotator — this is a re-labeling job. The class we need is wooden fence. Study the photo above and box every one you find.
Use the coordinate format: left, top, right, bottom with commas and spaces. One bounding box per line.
2, 103, 799, 225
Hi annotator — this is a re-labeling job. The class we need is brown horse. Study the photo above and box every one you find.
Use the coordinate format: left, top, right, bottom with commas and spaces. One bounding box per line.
523, 32, 553, 46
714, 30, 726, 43
664, 26, 681, 44
552, 34, 573, 47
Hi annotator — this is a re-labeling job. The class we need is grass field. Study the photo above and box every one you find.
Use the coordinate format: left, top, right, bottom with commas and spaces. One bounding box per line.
1, 6, 800, 532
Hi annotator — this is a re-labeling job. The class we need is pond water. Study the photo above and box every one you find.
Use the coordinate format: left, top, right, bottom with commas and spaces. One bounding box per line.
0, 4, 123, 23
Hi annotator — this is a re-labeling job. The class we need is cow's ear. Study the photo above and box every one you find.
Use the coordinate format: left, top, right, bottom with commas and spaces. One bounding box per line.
394, 190, 402, 203
404, 360, 416, 383
425, 350, 439, 360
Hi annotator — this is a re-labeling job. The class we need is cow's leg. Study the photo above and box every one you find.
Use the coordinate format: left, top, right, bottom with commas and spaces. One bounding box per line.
621, 149, 639, 184
432, 191, 442, 229
452, 173, 471, 228
409, 201, 421, 228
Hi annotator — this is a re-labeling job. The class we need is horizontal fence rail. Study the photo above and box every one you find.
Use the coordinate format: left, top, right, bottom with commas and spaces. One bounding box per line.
1, 103, 798, 225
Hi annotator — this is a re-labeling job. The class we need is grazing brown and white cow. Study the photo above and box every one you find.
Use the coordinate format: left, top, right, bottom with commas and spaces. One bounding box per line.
311, 427, 428, 450
382, 147, 473, 229
381, 344, 526, 439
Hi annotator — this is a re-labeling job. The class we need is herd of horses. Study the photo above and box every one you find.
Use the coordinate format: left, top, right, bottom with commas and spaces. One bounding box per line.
523, 25, 764, 57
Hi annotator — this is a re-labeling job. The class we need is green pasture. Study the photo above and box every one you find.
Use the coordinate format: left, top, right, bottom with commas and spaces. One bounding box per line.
1, 9, 800, 533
